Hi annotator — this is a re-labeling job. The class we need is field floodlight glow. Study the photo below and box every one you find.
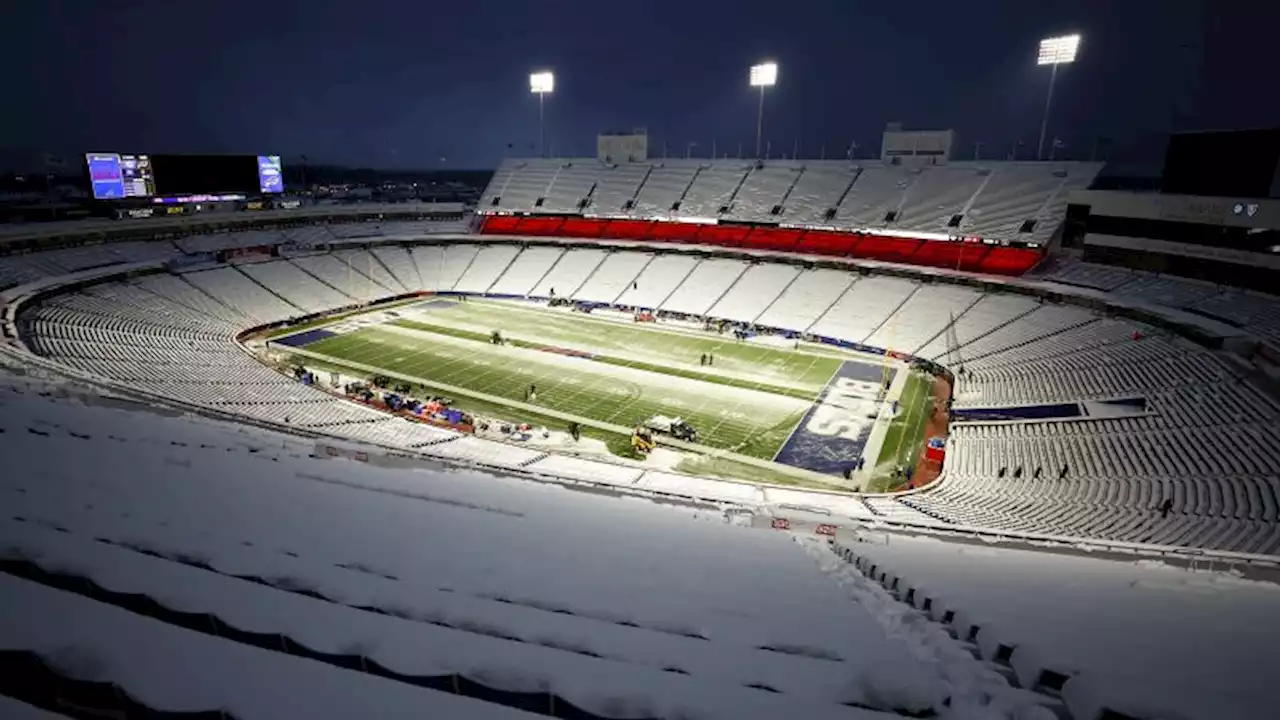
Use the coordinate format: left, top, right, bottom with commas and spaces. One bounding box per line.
749, 62, 778, 87
1037, 34, 1080, 65
530, 71, 555, 94
750, 61, 778, 159
530, 70, 554, 158
1035, 35, 1079, 160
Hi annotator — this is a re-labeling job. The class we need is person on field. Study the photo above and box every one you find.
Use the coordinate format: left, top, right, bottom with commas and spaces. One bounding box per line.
1160, 498, 1174, 519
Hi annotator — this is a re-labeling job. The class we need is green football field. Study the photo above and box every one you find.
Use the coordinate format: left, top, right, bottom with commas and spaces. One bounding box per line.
299, 321, 820, 459
391, 300, 845, 393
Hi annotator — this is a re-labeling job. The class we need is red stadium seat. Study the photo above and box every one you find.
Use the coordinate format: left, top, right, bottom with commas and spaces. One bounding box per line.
910, 241, 976, 270
600, 219, 654, 240
480, 215, 520, 234
485, 214, 1037, 276
793, 229, 858, 256
513, 216, 565, 236
695, 224, 752, 247
742, 227, 804, 252
979, 246, 1042, 275
648, 220, 693, 243
558, 217, 608, 238
954, 244, 991, 273
851, 234, 922, 263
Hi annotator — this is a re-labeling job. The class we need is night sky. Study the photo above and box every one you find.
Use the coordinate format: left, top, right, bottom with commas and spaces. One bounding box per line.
4, 0, 1275, 170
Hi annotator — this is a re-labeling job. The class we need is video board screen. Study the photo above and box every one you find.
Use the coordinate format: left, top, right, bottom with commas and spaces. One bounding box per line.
257, 155, 284, 193
86, 153, 285, 200
86, 153, 155, 200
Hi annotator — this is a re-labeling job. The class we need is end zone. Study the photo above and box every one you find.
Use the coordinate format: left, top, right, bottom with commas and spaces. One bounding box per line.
772, 360, 892, 480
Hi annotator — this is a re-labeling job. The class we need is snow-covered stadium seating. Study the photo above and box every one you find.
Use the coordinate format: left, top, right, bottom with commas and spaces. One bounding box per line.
289, 253, 384, 300
613, 253, 700, 308
0, 240, 183, 290
833, 533, 1280, 720
586, 163, 651, 215
962, 165, 1065, 239
7, 231, 1280, 563
452, 245, 521, 294
707, 262, 800, 323
678, 165, 750, 218
529, 248, 607, 298
370, 245, 424, 291
5, 378, 1011, 719
539, 162, 601, 213
573, 251, 652, 303
727, 164, 799, 223
239, 259, 353, 313
483, 157, 1105, 243
180, 266, 301, 323
412, 243, 479, 291
754, 269, 854, 331
896, 166, 990, 234
834, 166, 914, 228
5, 229, 1280, 720
475, 158, 1105, 276
659, 258, 749, 316
632, 164, 699, 217
331, 248, 408, 294
863, 284, 983, 353
487, 245, 563, 296
809, 276, 920, 341
1043, 260, 1280, 352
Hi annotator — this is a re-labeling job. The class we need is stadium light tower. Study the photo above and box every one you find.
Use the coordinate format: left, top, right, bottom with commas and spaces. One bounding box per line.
749, 61, 778, 159
530, 70, 555, 158
1036, 34, 1080, 161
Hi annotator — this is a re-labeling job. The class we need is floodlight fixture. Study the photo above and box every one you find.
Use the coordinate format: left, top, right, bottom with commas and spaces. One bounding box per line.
749, 62, 778, 87
529, 71, 555, 94
1035, 35, 1079, 159
530, 70, 554, 157
1037, 34, 1080, 65
750, 61, 778, 158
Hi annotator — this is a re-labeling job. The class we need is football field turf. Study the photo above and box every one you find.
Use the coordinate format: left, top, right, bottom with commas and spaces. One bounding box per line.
393, 300, 844, 393
301, 324, 817, 459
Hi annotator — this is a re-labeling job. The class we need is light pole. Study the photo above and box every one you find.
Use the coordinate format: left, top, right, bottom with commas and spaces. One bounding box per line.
749, 61, 777, 159
1036, 34, 1079, 161
529, 70, 555, 158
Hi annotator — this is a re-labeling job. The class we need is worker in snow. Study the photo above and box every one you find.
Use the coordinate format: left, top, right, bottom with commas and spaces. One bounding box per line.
1159, 498, 1174, 518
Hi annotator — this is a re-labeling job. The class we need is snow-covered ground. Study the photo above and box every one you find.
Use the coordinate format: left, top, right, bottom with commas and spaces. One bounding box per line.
2, 375, 1031, 719
837, 531, 1280, 720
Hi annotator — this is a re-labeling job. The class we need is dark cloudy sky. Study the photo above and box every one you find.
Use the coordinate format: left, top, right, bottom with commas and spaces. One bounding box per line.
3, 0, 1275, 169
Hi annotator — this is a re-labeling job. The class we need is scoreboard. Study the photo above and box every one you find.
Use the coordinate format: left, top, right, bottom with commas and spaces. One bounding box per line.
86, 153, 284, 201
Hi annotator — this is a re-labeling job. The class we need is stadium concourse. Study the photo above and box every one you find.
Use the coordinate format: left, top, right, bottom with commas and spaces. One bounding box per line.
0, 160, 1279, 719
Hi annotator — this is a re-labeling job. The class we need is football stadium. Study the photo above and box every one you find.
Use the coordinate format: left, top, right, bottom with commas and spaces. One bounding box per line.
4, 22, 1280, 720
